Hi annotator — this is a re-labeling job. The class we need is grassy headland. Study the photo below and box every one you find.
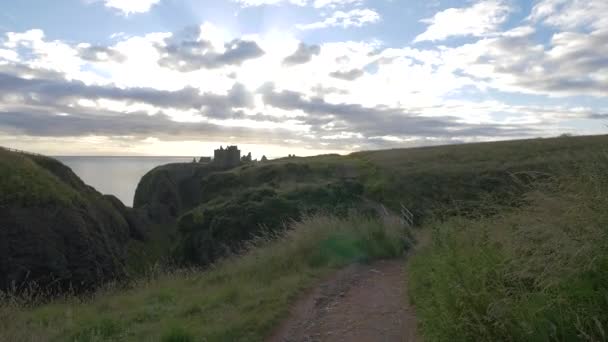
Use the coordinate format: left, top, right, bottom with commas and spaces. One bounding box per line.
0, 148, 145, 293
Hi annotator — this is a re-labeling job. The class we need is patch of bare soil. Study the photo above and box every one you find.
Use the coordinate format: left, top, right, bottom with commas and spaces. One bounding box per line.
269, 259, 418, 342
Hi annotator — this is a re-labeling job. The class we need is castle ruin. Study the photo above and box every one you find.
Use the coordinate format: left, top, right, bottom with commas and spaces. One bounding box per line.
213, 145, 241, 168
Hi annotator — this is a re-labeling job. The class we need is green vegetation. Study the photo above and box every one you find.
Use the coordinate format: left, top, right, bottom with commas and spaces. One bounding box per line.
4, 134, 608, 341
353, 135, 608, 222
134, 154, 369, 267
0, 148, 144, 292
0, 214, 408, 341
176, 179, 364, 265
0, 148, 81, 206
407, 139, 608, 341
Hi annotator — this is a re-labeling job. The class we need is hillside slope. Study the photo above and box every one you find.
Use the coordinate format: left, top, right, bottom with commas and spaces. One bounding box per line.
353, 135, 608, 220
135, 135, 608, 268
410, 172, 608, 341
0, 148, 146, 292
134, 155, 368, 266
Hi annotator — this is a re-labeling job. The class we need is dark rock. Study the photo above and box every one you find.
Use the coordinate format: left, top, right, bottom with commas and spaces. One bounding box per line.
103, 195, 148, 241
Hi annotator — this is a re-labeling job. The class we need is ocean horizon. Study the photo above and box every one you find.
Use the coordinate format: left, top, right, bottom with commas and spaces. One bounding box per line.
56, 156, 194, 206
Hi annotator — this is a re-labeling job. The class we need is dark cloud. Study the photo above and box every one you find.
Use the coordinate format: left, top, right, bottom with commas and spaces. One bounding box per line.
78, 45, 127, 63
258, 83, 535, 138
311, 84, 349, 97
0, 68, 304, 147
283, 43, 321, 66
329, 69, 364, 80
0, 70, 254, 119
0, 109, 470, 152
0, 109, 296, 145
0, 67, 539, 150
0, 63, 549, 151
157, 26, 264, 71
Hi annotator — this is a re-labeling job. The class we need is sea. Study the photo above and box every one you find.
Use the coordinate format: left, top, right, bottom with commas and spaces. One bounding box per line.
56, 156, 193, 207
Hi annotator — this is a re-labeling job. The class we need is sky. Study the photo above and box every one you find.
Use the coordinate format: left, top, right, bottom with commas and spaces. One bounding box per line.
0, 0, 606, 157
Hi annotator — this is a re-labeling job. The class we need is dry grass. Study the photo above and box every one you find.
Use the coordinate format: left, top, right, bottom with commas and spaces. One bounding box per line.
409, 154, 608, 341
0, 214, 410, 342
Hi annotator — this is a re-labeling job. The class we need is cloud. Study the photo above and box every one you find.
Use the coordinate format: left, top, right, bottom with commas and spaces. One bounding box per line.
0, 49, 18, 62
312, 0, 362, 8
94, 0, 161, 15
296, 8, 380, 30
0, 70, 302, 146
2, 13, 606, 155
329, 68, 364, 80
258, 83, 533, 139
311, 84, 349, 96
283, 43, 321, 66
156, 26, 265, 71
3, 29, 85, 77
231, 0, 306, 7
414, 0, 512, 42
77, 44, 127, 63
0, 110, 297, 144
445, 26, 608, 97
0, 63, 540, 150
232, 0, 360, 8
529, 0, 608, 30
0, 69, 255, 119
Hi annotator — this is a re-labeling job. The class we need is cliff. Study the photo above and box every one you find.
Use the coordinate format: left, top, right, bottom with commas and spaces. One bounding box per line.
0, 148, 146, 292
134, 156, 367, 265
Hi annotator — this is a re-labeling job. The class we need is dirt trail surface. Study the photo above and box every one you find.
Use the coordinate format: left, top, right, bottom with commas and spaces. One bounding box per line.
269, 259, 418, 342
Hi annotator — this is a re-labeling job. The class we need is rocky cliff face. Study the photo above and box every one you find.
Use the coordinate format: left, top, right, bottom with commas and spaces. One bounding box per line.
134, 162, 222, 223
0, 149, 145, 292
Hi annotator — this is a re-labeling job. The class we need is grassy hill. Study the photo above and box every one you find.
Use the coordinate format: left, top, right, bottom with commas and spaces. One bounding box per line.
0, 147, 146, 293
405, 137, 608, 341
353, 135, 608, 219
1, 135, 607, 341
133, 154, 370, 267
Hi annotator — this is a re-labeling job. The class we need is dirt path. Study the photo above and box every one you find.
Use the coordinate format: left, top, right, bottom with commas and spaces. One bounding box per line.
269, 259, 418, 342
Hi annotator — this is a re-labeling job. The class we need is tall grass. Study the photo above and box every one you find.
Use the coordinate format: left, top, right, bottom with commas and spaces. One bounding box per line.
409, 154, 608, 341
0, 214, 409, 342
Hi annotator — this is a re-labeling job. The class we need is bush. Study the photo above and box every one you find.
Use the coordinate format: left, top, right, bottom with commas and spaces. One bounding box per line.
175, 181, 365, 266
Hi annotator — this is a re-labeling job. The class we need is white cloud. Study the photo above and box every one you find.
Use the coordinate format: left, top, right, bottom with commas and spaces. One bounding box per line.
438, 25, 608, 98
0, 49, 18, 62
2, 7, 607, 156
296, 8, 380, 30
232, 0, 359, 7
232, 0, 306, 7
3, 29, 104, 84
414, 0, 512, 42
99, 0, 161, 15
529, 0, 608, 30
312, 0, 362, 8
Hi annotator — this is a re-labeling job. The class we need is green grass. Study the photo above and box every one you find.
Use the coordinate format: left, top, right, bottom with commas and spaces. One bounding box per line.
352, 135, 608, 222
5, 135, 608, 341
409, 153, 608, 341
0, 214, 409, 341
0, 148, 81, 206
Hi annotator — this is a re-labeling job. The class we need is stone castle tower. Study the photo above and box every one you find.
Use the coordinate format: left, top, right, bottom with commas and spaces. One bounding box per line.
213, 145, 241, 168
